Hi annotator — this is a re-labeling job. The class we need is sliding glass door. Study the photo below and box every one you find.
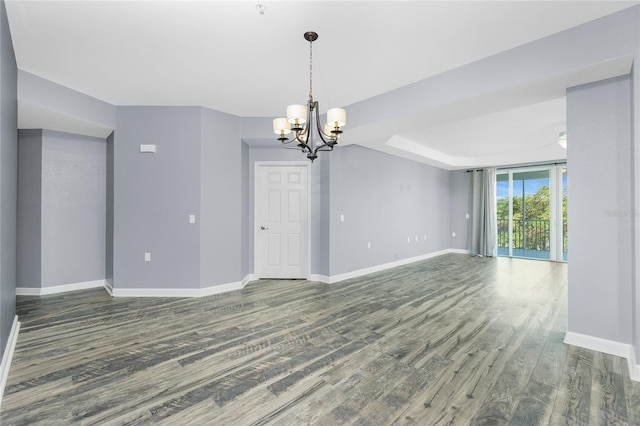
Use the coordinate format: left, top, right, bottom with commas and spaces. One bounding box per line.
496, 165, 567, 262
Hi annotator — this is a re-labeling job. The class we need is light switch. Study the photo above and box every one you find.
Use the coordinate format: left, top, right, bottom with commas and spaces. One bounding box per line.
340, 214, 344, 222
466, 213, 470, 219
189, 215, 196, 224
144, 252, 151, 262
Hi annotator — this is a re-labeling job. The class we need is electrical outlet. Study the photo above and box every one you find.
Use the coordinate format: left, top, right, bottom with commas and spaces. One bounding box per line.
407, 237, 411, 243
466, 213, 470, 219
415, 236, 418, 242
189, 215, 196, 224
367, 242, 371, 249
144, 252, 151, 262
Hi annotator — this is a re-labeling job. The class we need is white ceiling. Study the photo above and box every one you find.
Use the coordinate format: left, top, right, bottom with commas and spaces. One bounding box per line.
5, 0, 639, 168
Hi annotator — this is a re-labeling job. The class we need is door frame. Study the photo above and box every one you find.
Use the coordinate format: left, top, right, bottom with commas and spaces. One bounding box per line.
497, 164, 567, 262
253, 161, 311, 279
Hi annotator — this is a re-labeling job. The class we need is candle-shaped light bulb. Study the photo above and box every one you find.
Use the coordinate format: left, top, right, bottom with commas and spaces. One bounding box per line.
323, 123, 337, 138
287, 105, 307, 126
327, 108, 346, 128
273, 118, 291, 135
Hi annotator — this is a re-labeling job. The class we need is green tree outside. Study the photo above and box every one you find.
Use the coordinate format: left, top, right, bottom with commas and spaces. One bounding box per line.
497, 184, 566, 220
497, 184, 567, 251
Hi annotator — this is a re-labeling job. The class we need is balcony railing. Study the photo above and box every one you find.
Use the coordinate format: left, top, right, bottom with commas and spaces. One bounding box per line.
497, 218, 568, 260
497, 219, 550, 251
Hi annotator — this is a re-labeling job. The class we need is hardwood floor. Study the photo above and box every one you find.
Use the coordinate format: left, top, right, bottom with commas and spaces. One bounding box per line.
2, 254, 639, 425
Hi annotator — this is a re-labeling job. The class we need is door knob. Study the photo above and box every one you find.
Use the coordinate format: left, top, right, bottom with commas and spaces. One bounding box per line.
261, 226, 269, 230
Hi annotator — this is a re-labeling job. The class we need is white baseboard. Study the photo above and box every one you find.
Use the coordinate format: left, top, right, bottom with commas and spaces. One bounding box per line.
199, 278, 247, 297
104, 279, 114, 296
243, 274, 258, 286
16, 276, 259, 299
628, 345, 640, 382
448, 249, 470, 255
0, 316, 20, 410
16, 279, 106, 296
308, 274, 330, 284
111, 287, 202, 298
564, 331, 640, 382
322, 248, 463, 284
110, 275, 256, 298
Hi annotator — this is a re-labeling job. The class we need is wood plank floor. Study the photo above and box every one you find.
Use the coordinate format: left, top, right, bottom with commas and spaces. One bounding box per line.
2, 254, 639, 425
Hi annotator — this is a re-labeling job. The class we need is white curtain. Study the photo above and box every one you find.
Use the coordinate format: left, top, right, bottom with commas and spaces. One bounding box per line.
468, 168, 497, 257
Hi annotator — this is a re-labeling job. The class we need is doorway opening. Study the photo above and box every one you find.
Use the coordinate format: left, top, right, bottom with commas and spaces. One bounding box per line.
496, 165, 567, 261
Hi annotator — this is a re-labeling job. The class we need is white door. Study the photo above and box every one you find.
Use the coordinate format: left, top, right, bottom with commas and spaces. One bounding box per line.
255, 164, 309, 279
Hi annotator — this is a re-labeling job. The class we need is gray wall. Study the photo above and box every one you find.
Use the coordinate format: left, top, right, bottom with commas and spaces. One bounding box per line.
241, 142, 249, 278
449, 170, 470, 250
633, 59, 640, 365
114, 107, 201, 289
315, 152, 331, 277
567, 75, 633, 344
106, 131, 114, 285
40, 130, 106, 287
17, 130, 108, 288
0, 0, 16, 357
200, 107, 242, 287
329, 145, 450, 275
16, 130, 42, 288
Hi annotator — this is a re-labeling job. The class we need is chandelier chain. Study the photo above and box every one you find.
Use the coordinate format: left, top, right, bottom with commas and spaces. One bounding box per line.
309, 38, 313, 100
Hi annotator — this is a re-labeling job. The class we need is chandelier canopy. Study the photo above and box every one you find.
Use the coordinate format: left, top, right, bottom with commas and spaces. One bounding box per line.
272, 31, 346, 162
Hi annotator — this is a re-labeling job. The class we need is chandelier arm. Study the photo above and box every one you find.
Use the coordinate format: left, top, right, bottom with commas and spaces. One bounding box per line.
283, 144, 307, 152
311, 138, 332, 154
312, 102, 333, 146
280, 139, 299, 146
285, 144, 311, 156
297, 122, 311, 138
281, 134, 308, 146
312, 143, 330, 155
292, 115, 311, 145
315, 145, 334, 153
290, 132, 312, 154
280, 130, 311, 152
293, 130, 310, 149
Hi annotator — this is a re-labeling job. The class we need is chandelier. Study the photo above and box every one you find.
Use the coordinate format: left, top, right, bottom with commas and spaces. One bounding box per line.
272, 31, 346, 162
